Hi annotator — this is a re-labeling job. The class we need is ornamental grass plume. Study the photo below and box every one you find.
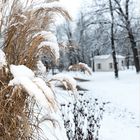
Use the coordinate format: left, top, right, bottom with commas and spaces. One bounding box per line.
0, 0, 71, 139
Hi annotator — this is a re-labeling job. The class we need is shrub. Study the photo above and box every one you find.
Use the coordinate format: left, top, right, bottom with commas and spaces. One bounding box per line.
61, 92, 107, 140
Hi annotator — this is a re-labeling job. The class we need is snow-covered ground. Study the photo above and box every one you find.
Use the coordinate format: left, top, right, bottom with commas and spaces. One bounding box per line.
47, 68, 139, 140
2, 60, 139, 139
71, 69, 140, 140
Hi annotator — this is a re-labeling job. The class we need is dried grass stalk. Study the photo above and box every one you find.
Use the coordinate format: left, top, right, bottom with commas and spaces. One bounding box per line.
68, 63, 92, 75
0, 0, 71, 139
0, 85, 32, 139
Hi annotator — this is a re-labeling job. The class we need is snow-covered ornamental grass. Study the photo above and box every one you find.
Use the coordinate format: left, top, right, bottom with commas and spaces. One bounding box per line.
0, 1, 105, 140
68, 62, 92, 75
0, 0, 71, 139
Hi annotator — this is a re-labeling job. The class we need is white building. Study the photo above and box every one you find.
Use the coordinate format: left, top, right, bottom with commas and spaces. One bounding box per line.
93, 54, 125, 71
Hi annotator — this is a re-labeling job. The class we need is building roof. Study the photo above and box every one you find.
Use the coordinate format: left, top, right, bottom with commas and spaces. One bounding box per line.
94, 54, 125, 60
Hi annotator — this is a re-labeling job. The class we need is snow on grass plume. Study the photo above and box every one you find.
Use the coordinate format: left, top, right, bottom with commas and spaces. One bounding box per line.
9, 65, 57, 110
50, 73, 77, 92
36, 60, 46, 74
79, 62, 92, 74
0, 49, 7, 68
38, 41, 59, 61
10, 64, 35, 79
33, 31, 57, 43
27, 1, 67, 13
8, 65, 70, 140
33, 77, 58, 110
32, 31, 59, 62
68, 62, 92, 75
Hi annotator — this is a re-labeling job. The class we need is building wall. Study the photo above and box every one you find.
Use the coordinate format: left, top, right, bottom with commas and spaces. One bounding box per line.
94, 56, 125, 71
117, 58, 125, 70
94, 59, 109, 71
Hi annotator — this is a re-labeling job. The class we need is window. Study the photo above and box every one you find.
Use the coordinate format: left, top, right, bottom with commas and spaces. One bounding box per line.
97, 63, 101, 69
109, 63, 113, 69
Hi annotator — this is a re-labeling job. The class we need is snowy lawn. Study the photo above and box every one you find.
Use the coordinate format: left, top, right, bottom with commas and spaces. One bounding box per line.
6, 63, 139, 140
54, 68, 140, 140
74, 69, 140, 140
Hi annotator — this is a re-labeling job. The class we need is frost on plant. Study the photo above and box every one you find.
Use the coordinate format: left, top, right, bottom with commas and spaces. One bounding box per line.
50, 73, 77, 92
61, 92, 107, 140
0, 49, 7, 68
68, 62, 92, 75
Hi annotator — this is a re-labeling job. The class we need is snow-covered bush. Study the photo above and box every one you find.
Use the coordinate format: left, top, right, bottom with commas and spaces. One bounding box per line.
60, 92, 106, 140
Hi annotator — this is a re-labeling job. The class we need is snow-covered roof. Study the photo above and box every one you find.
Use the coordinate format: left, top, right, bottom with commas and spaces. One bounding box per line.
116, 55, 125, 59
94, 55, 111, 60
94, 54, 125, 60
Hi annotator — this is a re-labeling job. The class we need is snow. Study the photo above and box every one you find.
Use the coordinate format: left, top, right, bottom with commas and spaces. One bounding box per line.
60, 0, 81, 19
9, 22, 24, 27
18, 14, 27, 20
39, 111, 68, 140
64, 71, 92, 81
94, 54, 125, 60
76, 69, 140, 140
27, 1, 67, 12
9, 76, 50, 107
38, 41, 59, 60
33, 77, 57, 110
33, 31, 60, 61
52, 69, 139, 140
68, 62, 92, 75
36, 60, 46, 74
116, 54, 125, 59
8, 64, 68, 140
50, 73, 77, 92
94, 54, 111, 59
0, 49, 7, 68
9, 65, 57, 110
3, 64, 140, 140
79, 62, 92, 74
33, 31, 57, 43
10, 65, 35, 79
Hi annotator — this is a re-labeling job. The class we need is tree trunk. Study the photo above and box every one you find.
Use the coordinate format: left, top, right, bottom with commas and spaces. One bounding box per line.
127, 28, 140, 72
125, 0, 140, 72
111, 25, 118, 78
126, 53, 130, 69
0, 0, 2, 32
114, 0, 140, 73
109, 0, 118, 78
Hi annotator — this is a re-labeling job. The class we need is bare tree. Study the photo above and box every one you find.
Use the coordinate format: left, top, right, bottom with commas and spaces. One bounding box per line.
74, 10, 111, 66
109, 0, 118, 78
114, 0, 140, 72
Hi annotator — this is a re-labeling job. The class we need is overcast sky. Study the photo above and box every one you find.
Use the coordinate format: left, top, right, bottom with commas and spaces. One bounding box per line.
60, 0, 81, 19
133, 0, 140, 14
60, 0, 140, 18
